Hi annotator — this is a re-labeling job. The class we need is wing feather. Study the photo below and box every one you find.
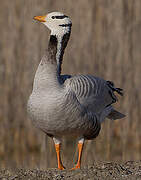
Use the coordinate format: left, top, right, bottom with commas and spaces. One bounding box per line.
64, 75, 119, 113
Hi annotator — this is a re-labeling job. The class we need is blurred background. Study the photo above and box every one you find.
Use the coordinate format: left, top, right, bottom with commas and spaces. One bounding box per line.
0, 0, 141, 169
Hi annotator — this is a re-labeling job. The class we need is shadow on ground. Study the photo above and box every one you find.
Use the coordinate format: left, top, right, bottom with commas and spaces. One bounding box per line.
0, 161, 141, 180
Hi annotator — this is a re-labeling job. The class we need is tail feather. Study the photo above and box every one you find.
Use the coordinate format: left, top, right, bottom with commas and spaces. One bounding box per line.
100, 106, 126, 123
107, 109, 126, 120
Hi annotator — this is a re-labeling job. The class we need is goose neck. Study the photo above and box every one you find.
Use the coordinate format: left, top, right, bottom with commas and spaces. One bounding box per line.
32, 32, 70, 92
49, 32, 70, 75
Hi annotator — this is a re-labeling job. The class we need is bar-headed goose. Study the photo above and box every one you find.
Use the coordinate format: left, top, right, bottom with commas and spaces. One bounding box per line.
27, 12, 125, 170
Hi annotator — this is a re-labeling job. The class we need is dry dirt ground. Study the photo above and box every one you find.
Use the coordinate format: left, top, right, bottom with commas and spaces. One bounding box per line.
0, 161, 141, 180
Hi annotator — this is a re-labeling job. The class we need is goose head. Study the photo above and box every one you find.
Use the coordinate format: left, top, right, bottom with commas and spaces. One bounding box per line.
34, 12, 72, 37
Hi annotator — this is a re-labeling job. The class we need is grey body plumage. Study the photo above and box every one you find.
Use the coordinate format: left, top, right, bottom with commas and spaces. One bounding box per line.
27, 46, 124, 140
27, 12, 125, 169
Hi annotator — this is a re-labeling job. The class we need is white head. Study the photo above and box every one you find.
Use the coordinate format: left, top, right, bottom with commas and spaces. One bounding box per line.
34, 12, 72, 37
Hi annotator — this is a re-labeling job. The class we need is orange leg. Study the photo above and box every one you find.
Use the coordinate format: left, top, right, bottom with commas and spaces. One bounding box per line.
55, 144, 65, 170
72, 143, 84, 170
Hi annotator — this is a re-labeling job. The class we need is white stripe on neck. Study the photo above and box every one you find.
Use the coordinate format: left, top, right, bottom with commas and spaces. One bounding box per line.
56, 36, 63, 69
50, 28, 70, 74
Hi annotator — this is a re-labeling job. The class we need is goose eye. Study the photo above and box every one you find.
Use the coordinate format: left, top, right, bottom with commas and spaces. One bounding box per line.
52, 16, 55, 19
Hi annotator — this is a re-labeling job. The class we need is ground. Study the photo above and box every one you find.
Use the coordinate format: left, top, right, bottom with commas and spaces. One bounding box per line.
0, 161, 141, 180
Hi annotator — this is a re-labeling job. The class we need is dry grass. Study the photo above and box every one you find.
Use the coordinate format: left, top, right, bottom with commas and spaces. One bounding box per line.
0, 0, 141, 169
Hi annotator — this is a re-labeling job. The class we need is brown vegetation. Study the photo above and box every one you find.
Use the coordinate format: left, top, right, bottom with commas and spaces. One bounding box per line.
0, 0, 141, 169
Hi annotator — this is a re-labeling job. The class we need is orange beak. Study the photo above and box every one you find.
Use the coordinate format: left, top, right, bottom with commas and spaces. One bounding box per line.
33, 15, 46, 22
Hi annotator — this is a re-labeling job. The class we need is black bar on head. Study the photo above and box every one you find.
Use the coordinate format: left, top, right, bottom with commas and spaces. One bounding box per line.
59, 24, 72, 27
52, 15, 68, 19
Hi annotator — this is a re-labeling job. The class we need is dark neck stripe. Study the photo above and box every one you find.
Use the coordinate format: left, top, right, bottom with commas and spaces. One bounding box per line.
46, 35, 57, 64
59, 23, 72, 27
46, 33, 70, 75
52, 15, 68, 19
50, 35, 58, 44
57, 33, 71, 75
